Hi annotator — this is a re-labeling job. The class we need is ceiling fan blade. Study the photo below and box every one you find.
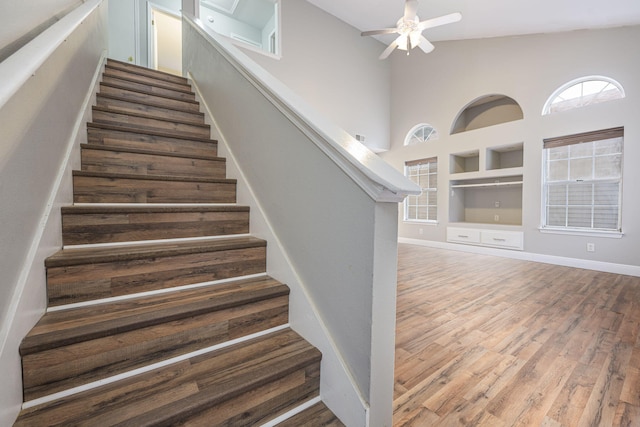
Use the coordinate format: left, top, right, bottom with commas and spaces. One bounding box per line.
404, 0, 419, 22
379, 40, 399, 60
418, 12, 462, 30
361, 28, 399, 37
418, 35, 435, 53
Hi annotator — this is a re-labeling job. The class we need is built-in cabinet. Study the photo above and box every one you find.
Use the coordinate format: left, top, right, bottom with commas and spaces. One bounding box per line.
447, 142, 524, 250
447, 227, 524, 250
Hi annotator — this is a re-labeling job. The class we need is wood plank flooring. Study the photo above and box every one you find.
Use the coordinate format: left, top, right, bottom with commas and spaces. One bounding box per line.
394, 244, 640, 427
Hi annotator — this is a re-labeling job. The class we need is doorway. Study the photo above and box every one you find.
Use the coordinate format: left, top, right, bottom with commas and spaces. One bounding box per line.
148, 4, 182, 76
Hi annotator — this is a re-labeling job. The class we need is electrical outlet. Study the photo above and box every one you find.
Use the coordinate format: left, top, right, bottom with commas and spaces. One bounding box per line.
419, 228, 424, 235
587, 243, 595, 252
495, 201, 500, 208
494, 214, 500, 222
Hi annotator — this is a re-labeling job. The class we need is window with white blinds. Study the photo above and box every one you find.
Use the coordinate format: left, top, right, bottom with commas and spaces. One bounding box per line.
405, 157, 438, 222
542, 127, 623, 232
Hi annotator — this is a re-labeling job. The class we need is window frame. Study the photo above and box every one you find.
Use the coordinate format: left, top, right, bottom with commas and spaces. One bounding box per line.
540, 127, 624, 238
404, 157, 438, 223
542, 76, 625, 115
404, 123, 439, 146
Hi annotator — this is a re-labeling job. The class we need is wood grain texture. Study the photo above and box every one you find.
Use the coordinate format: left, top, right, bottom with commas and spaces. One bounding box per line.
92, 107, 210, 138
277, 402, 346, 426
15, 329, 321, 427
22, 277, 290, 400
45, 238, 267, 305
80, 144, 225, 179
15, 60, 342, 425
394, 244, 640, 426
72, 171, 236, 203
87, 122, 217, 157
98, 82, 201, 112
96, 94, 205, 124
106, 58, 188, 85
62, 205, 249, 245
103, 66, 193, 92
101, 75, 196, 101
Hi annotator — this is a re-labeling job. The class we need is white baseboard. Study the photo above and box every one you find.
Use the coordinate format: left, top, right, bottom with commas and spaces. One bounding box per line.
399, 237, 640, 277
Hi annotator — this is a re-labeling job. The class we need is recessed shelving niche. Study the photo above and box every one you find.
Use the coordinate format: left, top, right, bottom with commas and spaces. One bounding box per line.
486, 142, 523, 170
451, 94, 523, 135
449, 175, 523, 226
450, 150, 479, 174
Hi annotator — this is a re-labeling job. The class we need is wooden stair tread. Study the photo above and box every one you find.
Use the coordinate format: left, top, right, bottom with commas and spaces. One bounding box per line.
278, 402, 345, 426
97, 92, 202, 116
61, 204, 251, 245
92, 106, 209, 130
16, 58, 326, 424
87, 121, 216, 144
16, 329, 321, 426
101, 76, 196, 102
99, 81, 200, 108
96, 94, 204, 124
61, 205, 249, 215
103, 69, 194, 94
72, 170, 235, 183
80, 143, 223, 162
106, 58, 188, 85
20, 276, 288, 355
45, 235, 265, 268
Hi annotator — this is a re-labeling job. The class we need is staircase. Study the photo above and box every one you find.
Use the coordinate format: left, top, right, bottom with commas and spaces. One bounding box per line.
15, 59, 344, 426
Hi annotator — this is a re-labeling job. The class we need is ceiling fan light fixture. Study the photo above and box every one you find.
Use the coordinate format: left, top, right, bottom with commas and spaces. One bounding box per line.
361, 0, 461, 59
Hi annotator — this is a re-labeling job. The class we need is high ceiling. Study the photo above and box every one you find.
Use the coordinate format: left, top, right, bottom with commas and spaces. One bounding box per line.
306, 0, 640, 44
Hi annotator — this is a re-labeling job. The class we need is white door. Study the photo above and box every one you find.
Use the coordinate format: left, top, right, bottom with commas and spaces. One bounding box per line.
108, 0, 138, 63
150, 7, 182, 76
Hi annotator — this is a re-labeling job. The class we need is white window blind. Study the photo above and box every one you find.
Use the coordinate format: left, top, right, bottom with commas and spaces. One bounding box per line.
405, 157, 438, 222
543, 127, 623, 231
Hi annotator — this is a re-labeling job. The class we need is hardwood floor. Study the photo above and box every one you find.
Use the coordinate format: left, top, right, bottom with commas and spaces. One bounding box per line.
394, 243, 640, 426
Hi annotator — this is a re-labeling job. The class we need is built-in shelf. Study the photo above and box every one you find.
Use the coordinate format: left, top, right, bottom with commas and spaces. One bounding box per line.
486, 142, 523, 170
449, 175, 523, 226
451, 181, 523, 189
450, 150, 479, 174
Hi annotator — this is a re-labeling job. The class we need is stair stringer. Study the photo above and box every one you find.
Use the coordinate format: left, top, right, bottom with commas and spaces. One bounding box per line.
191, 77, 368, 427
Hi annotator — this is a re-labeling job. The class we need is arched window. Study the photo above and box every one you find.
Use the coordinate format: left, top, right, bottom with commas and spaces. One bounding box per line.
404, 124, 439, 146
543, 76, 625, 115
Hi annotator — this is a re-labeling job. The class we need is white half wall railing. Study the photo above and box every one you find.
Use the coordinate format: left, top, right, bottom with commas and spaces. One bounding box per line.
182, 12, 420, 426
0, 1, 107, 425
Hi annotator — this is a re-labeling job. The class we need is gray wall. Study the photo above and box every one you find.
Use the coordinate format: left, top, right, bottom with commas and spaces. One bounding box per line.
0, 0, 82, 61
241, 0, 391, 152
381, 25, 640, 267
0, 4, 107, 424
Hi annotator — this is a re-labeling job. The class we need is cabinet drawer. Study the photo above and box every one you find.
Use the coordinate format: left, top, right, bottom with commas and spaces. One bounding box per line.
447, 228, 481, 244
480, 230, 523, 250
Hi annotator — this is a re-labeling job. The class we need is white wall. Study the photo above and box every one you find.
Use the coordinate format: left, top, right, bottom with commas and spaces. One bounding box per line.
381, 25, 640, 268
241, 0, 392, 152
200, 8, 262, 46
0, 0, 82, 61
0, 3, 107, 425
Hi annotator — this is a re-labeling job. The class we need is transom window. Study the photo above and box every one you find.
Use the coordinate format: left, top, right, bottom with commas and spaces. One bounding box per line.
405, 158, 438, 222
542, 127, 623, 232
543, 77, 625, 115
405, 124, 438, 146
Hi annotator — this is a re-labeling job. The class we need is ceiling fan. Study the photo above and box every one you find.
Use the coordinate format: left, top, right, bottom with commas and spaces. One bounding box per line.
361, 0, 462, 59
